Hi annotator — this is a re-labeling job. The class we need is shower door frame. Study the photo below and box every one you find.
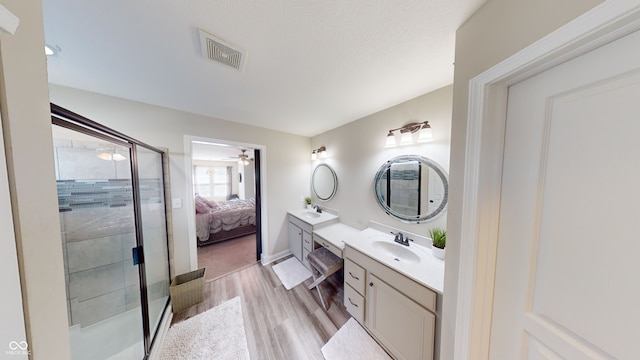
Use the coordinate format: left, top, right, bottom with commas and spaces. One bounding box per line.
51, 103, 171, 359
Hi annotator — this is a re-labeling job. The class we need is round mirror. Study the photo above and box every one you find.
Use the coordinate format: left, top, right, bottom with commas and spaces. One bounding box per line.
373, 155, 448, 223
312, 164, 338, 201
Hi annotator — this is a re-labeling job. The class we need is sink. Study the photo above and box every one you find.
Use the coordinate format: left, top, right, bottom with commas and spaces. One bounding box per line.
371, 241, 420, 264
304, 211, 322, 219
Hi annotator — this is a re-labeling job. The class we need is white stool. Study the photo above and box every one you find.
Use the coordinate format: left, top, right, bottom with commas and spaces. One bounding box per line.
307, 247, 343, 310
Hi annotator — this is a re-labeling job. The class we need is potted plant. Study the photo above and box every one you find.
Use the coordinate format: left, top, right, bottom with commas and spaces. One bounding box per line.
305, 197, 313, 209
428, 227, 446, 260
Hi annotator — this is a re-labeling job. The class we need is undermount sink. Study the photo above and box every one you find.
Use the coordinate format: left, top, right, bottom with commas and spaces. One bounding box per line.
304, 211, 322, 219
371, 241, 420, 264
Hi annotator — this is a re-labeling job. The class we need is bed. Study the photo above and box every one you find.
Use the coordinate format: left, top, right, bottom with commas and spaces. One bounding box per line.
195, 195, 256, 246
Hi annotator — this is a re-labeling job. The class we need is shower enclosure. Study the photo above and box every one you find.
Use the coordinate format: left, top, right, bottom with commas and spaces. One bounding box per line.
51, 105, 171, 359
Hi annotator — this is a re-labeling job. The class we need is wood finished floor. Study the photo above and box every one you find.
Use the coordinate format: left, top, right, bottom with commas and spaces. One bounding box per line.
171, 256, 351, 359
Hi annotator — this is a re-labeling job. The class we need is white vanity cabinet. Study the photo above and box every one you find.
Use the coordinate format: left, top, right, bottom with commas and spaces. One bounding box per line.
287, 214, 315, 269
344, 245, 436, 360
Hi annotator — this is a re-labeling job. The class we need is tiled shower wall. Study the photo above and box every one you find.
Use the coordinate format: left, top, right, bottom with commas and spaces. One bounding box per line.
55, 139, 167, 328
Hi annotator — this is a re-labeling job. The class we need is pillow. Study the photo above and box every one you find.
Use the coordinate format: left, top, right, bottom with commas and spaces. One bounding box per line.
200, 196, 218, 209
195, 197, 210, 214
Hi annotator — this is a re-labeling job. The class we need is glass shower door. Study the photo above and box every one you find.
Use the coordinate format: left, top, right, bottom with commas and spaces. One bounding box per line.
52, 125, 145, 359
135, 145, 170, 343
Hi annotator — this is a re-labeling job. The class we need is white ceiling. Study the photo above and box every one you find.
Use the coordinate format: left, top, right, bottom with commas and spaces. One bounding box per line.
42, 0, 485, 137
191, 141, 253, 162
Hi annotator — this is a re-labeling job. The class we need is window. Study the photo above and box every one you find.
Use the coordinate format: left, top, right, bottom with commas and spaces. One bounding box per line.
194, 166, 231, 200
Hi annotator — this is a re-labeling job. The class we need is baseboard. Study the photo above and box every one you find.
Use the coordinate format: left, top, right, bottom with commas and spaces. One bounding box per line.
261, 249, 291, 266
148, 303, 173, 360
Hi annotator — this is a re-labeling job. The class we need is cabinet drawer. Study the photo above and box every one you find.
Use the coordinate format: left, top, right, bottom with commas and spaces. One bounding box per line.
303, 231, 313, 251
344, 284, 365, 324
314, 234, 342, 258
344, 258, 366, 295
302, 247, 311, 270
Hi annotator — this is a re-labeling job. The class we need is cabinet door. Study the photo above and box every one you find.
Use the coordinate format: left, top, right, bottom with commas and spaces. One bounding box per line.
366, 273, 434, 360
287, 221, 303, 261
301, 231, 312, 268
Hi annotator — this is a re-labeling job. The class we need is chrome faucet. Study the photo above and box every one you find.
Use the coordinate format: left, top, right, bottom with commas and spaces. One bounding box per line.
391, 231, 410, 246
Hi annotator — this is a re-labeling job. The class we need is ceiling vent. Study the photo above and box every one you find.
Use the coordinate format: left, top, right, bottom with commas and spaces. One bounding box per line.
198, 29, 246, 71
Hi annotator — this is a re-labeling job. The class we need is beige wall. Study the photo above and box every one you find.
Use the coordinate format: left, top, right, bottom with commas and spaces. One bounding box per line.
442, 0, 603, 358
49, 84, 311, 274
0, 1, 71, 358
311, 85, 452, 236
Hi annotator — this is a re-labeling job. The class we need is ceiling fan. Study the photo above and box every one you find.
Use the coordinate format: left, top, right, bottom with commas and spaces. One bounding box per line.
237, 149, 253, 166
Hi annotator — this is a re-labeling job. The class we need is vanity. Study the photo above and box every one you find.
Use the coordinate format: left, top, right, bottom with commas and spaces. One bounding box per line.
288, 162, 340, 269
292, 155, 447, 359
342, 225, 443, 360
287, 208, 337, 269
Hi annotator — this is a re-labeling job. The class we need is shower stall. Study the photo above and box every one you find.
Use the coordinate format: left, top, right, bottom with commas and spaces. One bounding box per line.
51, 105, 171, 359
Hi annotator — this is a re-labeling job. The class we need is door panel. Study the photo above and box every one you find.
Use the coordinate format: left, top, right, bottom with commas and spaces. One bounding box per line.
136, 146, 170, 342
490, 29, 640, 359
52, 125, 145, 360
367, 273, 434, 360
288, 221, 302, 261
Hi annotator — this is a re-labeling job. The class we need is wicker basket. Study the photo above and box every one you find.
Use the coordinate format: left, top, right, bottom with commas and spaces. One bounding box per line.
169, 268, 206, 312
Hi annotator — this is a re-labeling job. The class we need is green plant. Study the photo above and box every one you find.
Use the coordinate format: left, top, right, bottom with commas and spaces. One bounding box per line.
305, 197, 312, 205
428, 227, 446, 249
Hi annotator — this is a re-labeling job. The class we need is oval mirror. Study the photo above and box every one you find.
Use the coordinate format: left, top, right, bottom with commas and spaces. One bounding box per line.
312, 164, 338, 201
373, 155, 448, 223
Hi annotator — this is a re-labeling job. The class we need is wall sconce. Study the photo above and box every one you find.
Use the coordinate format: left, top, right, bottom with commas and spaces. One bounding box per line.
311, 146, 327, 160
385, 121, 432, 148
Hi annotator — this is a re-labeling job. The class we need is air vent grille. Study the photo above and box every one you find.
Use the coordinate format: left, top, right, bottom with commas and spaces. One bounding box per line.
198, 29, 246, 71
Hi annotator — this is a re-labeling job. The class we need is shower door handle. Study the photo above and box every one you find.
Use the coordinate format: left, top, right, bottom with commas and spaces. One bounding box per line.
132, 246, 144, 265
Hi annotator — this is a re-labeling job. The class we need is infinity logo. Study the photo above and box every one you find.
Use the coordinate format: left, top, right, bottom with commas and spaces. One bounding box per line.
8, 341, 28, 350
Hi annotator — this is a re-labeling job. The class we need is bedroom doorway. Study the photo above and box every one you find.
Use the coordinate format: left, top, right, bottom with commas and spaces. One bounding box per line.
191, 141, 261, 281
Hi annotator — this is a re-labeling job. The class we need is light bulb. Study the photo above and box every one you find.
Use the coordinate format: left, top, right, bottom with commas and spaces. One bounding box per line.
385, 132, 397, 148
400, 131, 413, 145
418, 127, 433, 142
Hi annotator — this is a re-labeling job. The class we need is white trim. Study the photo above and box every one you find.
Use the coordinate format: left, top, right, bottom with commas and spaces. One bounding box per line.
260, 249, 291, 266
147, 306, 173, 360
0, 5, 19, 35
183, 135, 269, 271
454, 1, 640, 359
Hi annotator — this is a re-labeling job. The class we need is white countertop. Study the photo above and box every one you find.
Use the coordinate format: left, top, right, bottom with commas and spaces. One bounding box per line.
288, 208, 338, 226
343, 228, 444, 294
313, 222, 361, 250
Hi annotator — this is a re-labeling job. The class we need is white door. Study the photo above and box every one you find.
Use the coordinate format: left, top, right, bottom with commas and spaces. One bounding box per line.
489, 29, 640, 359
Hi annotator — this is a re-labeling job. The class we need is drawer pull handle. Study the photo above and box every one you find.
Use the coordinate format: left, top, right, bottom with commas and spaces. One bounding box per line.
348, 298, 358, 307
323, 242, 330, 247
348, 272, 359, 280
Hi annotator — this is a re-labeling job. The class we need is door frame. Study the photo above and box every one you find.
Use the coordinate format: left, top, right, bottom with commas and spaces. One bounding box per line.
184, 135, 268, 270
454, 2, 640, 359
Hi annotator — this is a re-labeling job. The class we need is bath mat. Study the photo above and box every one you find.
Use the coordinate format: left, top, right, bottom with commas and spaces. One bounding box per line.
272, 257, 312, 290
158, 296, 249, 360
321, 318, 391, 360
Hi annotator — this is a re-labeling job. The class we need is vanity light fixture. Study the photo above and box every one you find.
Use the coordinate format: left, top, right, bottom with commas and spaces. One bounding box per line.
311, 146, 327, 160
385, 121, 432, 148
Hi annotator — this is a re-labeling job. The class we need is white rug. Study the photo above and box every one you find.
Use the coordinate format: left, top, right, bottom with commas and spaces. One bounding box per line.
158, 296, 250, 360
272, 257, 312, 290
321, 318, 391, 360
